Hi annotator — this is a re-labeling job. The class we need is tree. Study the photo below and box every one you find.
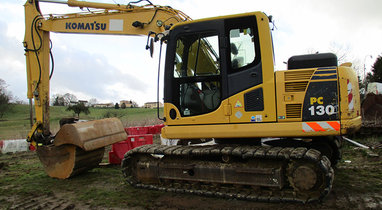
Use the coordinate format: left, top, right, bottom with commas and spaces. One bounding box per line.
0, 79, 12, 118
121, 102, 126, 109
66, 102, 90, 118
52, 94, 65, 106
115, 103, 120, 109
63, 93, 78, 106
366, 55, 382, 83
131, 100, 139, 108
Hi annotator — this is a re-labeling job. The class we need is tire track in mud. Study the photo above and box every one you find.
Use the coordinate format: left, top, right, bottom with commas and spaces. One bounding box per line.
6, 193, 89, 210
323, 191, 382, 210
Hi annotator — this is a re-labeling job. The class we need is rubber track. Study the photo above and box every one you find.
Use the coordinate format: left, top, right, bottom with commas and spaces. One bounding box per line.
121, 144, 334, 203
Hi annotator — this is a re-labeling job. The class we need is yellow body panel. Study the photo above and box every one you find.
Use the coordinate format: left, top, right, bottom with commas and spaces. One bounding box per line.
338, 65, 361, 120
162, 121, 341, 139
164, 101, 230, 125
164, 64, 361, 139
229, 84, 276, 123
275, 68, 339, 122
341, 116, 362, 134
338, 64, 362, 133
275, 69, 315, 122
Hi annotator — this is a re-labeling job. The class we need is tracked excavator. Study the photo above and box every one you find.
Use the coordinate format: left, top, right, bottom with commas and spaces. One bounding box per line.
24, 0, 361, 202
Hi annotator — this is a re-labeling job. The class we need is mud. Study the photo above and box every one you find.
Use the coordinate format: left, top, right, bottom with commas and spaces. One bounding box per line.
2, 193, 88, 210
0, 142, 381, 210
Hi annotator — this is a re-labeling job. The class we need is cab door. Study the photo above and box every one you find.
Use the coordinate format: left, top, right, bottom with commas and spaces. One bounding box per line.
225, 14, 277, 123
163, 19, 230, 125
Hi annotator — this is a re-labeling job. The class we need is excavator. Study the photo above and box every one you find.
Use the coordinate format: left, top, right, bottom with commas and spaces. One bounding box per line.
24, 0, 361, 203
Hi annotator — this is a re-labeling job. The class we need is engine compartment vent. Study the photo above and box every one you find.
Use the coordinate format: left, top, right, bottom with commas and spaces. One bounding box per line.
286, 104, 302, 118
284, 70, 314, 81
285, 81, 308, 92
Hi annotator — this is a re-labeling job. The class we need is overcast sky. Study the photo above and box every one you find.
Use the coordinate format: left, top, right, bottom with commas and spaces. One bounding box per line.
1, 0, 381, 106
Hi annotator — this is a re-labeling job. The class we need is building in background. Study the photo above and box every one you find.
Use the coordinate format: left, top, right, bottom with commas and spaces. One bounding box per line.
144, 102, 163, 109
120, 100, 136, 108
94, 103, 114, 108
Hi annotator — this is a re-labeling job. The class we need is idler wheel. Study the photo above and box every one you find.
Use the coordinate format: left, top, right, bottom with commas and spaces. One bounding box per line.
287, 161, 325, 196
290, 165, 317, 191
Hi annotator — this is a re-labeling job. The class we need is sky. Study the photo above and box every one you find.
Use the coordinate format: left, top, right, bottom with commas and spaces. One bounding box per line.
1, 0, 381, 106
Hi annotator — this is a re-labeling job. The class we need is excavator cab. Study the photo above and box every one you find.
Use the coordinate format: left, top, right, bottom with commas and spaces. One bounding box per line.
162, 13, 276, 131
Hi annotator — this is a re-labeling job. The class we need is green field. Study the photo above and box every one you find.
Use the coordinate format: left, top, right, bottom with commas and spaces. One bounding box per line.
0, 105, 381, 209
0, 104, 163, 140
0, 137, 381, 209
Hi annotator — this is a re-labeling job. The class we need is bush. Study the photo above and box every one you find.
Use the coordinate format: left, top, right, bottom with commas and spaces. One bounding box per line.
66, 103, 90, 118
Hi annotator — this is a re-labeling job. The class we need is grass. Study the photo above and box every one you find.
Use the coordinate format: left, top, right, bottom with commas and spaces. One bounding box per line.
0, 136, 380, 209
334, 136, 382, 194
0, 150, 163, 209
0, 104, 166, 208
0, 104, 163, 140
0, 104, 381, 208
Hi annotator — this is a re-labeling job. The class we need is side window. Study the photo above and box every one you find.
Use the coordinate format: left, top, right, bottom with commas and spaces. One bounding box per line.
173, 32, 221, 117
174, 34, 220, 78
230, 28, 256, 70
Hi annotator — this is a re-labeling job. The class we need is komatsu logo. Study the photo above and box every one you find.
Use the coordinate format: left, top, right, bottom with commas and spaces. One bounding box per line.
65, 21, 106, 30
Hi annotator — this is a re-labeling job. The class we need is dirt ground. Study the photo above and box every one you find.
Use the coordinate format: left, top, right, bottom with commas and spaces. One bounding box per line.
0, 138, 381, 210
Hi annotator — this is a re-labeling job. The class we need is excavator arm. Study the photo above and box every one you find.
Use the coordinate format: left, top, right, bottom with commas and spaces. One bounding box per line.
23, 0, 190, 178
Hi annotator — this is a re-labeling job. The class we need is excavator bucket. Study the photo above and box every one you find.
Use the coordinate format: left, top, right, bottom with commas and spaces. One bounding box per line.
36, 118, 127, 179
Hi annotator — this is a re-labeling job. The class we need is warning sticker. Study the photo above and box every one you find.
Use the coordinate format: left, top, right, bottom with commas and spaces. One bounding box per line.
235, 111, 243, 119
235, 100, 242, 108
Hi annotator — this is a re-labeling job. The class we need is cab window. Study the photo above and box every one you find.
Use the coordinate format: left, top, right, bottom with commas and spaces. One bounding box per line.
173, 32, 221, 117
230, 27, 256, 70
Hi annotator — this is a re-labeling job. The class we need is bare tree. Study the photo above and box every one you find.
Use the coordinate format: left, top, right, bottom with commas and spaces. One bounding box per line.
62, 93, 78, 106
88, 98, 98, 107
131, 100, 139, 108
328, 42, 361, 74
52, 94, 65, 106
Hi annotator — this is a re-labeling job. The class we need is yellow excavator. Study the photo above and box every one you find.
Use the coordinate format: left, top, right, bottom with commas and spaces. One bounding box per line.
24, 0, 361, 202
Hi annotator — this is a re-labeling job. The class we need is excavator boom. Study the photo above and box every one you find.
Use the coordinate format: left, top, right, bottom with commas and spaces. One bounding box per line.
23, 0, 190, 179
